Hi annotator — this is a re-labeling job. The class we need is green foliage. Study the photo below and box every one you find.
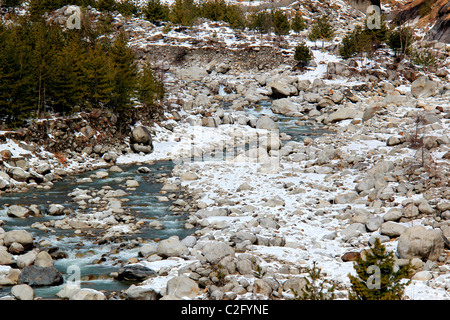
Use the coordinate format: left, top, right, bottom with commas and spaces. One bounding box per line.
348, 238, 412, 300
169, 0, 198, 26
253, 264, 266, 279
0, 12, 163, 127
137, 63, 164, 108
293, 261, 335, 300
1, 0, 23, 7
291, 11, 307, 33
248, 9, 272, 34
308, 15, 334, 44
271, 8, 290, 36
410, 47, 437, 70
115, 0, 138, 17
294, 42, 313, 67
387, 26, 414, 56
143, 0, 170, 23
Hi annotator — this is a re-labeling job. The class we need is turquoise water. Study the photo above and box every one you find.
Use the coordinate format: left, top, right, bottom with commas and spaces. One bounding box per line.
0, 161, 194, 299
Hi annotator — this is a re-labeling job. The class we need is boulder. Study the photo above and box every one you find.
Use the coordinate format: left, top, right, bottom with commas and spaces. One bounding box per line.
130, 126, 153, 154
156, 236, 188, 258
47, 204, 65, 216
3, 230, 33, 248
124, 284, 159, 300
11, 284, 34, 300
165, 275, 200, 299
34, 251, 54, 268
116, 264, 157, 282
270, 98, 301, 116
0, 247, 14, 265
7, 205, 31, 219
200, 241, 234, 264
411, 76, 442, 98
268, 80, 298, 98
18, 266, 63, 286
379, 222, 407, 238
323, 107, 357, 124
256, 116, 279, 130
397, 226, 445, 261
7, 167, 30, 182
175, 66, 208, 82
70, 288, 106, 300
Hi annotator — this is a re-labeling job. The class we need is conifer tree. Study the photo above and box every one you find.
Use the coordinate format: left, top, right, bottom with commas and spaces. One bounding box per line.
108, 30, 138, 115
291, 11, 306, 33
137, 62, 164, 108
308, 15, 334, 48
271, 8, 290, 36
348, 238, 412, 300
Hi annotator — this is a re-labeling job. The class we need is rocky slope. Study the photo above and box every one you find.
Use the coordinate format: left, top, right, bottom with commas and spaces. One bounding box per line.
0, 0, 449, 300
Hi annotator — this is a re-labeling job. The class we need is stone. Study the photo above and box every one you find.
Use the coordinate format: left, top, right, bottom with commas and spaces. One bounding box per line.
411, 76, 442, 98
397, 226, 445, 261
18, 266, 63, 286
387, 136, 406, 146
125, 179, 140, 188
342, 223, 367, 238
47, 204, 65, 216
270, 98, 301, 116
0, 247, 14, 265
365, 216, 384, 232
116, 264, 157, 282
283, 277, 308, 295
11, 284, 34, 300
7, 167, 30, 182
412, 271, 433, 281
16, 250, 37, 268
165, 275, 200, 299
6, 205, 31, 219
253, 279, 273, 296
176, 66, 208, 82
3, 230, 33, 248
138, 243, 158, 258
268, 80, 298, 97
124, 284, 159, 300
200, 241, 234, 264
156, 236, 188, 258
180, 172, 199, 181
379, 222, 407, 238
256, 116, 279, 130
383, 208, 403, 222
70, 288, 106, 300
324, 107, 357, 124
195, 208, 229, 219
402, 203, 419, 219
34, 251, 54, 268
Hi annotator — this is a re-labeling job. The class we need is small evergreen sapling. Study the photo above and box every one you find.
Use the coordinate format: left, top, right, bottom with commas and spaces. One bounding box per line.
348, 238, 412, 300
294, 42, 313, 69
293, 261, 335, 300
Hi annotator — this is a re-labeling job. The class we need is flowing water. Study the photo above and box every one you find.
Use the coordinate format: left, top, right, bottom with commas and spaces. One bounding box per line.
0, 99, 328, 299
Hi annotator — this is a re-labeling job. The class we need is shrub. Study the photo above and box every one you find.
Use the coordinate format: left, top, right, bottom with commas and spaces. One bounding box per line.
348, 238, 412, 300
387, 26, 414, 56
293, 261, 335, 300
143, 0, 170, 23
308, 15, 334, 47
271, 8, 290, 36
291, 11, 306, 33
169, 0, 199, 26
248, 9, 272, 34
294, 42, 313, 68
410, 47, 437, 70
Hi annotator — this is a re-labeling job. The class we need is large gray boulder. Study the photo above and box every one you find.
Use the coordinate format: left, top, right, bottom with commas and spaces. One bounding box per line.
270, 98, 301, 116
268, 80, 298, 98
200, 241, 234, 264
7, 205, 31, 219
116, 264, 157, 282
18, 266, 63, 286
156, 236, 188, 258
165, 275, 200, 299
411, 76, 442, 98
323, 107, 357, 124
11, 284, 34, 300
256, 116, 279, 130
130, 126, 153, 154
3, 230, 33, 248
176, 66, 208, 82
397, 226, 445, 261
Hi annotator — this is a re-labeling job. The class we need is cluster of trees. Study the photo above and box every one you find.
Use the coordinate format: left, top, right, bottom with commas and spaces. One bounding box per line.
143, 0, 307, 35
0, 13, 164, 127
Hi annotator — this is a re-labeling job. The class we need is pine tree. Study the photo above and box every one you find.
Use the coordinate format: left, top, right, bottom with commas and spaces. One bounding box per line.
137, 62, 164, 108
291, 11, 306, 33
143, 0, 170, 23
348, 238, 412, 300
108, 30, 138, 115
294, 42, 313, 68
271, 9, 290, 36
308, 15, 334, 48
